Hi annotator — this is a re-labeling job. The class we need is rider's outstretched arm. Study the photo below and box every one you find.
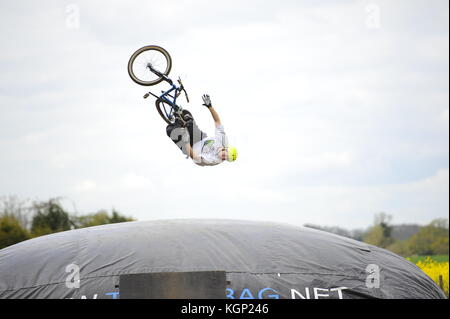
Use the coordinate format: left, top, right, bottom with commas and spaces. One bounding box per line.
202, 94, 221, 127
208, 106, 222, 127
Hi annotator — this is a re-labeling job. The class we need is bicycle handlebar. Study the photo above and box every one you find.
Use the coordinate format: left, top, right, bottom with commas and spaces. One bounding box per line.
177, 77, 189, 103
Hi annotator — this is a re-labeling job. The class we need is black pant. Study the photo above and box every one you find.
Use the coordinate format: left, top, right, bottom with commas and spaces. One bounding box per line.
166, 110, 207, 155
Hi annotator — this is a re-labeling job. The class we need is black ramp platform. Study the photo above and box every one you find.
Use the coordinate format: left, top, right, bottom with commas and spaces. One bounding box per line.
119, 271, 227, 299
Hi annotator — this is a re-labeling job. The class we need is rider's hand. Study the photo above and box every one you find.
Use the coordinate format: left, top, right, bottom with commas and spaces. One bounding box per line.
202, 94, 212, 108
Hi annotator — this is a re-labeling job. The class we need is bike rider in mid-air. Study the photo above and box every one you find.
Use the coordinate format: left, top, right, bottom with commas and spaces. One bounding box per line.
166, 94, 238, 166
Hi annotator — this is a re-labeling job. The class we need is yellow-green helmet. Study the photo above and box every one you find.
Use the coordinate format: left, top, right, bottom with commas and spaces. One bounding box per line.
227, 147, 238, 162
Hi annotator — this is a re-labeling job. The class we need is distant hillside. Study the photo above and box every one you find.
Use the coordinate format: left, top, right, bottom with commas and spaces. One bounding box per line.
391, 224, 421, 241
304, 223, 421, 242
303, 224, 366, 241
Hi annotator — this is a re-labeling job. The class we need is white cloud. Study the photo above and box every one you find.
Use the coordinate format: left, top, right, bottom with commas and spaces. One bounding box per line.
73, 180, 96, 193
269, 168, 450, 228
71, 173, 155, 193
439, 108, 449, 125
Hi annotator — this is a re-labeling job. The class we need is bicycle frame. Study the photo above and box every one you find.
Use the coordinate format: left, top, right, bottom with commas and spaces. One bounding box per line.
144, 66, 187, 122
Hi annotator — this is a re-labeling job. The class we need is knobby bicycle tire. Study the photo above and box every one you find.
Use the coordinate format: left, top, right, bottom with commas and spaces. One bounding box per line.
155, 98, 175, 125
127, 45, 172, 86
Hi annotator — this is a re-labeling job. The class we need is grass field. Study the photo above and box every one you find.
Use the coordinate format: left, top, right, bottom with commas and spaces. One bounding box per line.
407, 255, 449, 264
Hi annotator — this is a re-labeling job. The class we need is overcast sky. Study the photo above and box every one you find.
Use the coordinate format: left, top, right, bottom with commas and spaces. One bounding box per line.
0, 0, 448, 229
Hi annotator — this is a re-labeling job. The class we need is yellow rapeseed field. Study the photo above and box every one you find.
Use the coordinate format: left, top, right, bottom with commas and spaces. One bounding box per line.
411, 257, 449, 298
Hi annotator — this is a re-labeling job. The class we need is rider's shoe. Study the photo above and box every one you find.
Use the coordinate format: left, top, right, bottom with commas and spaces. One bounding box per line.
183, 114, 193, 123
173, 116, 183, 126
182, 110, 193, 122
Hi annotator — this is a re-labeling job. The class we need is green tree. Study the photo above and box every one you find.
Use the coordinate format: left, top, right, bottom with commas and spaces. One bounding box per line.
0, 196, 137, 246
0, 195, 31, 229
363, 212, 394, 248
31, 198, 71, 237
0, 215, 30, 249
109, 209, 133, 223
71, 209, 134, 229
406, 219, 449, 255
386, 240, 412, 257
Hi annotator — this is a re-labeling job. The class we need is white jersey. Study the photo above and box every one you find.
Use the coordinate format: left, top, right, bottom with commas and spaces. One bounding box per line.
192, 125, 228, 166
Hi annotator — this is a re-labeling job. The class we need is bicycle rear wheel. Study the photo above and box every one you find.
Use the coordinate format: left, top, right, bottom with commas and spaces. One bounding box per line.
128, 45, 172, 86
155, 98, 176, 125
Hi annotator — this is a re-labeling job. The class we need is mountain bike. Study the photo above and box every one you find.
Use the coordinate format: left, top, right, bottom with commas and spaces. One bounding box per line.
127, 45, 191, 126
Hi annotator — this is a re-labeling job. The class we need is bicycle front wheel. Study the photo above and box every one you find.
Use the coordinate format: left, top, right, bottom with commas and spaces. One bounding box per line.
128, 45, 172, 86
